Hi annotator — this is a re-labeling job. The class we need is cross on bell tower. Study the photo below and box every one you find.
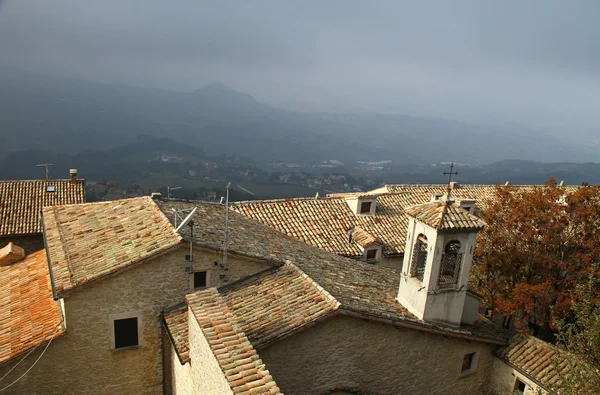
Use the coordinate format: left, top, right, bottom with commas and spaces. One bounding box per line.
443, 163, 458, 200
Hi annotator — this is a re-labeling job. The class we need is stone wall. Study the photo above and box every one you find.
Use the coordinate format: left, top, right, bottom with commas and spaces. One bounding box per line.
0, 235, 44, 256
0, 247, 273, 394
489, 358, 546, 395
168, 310, 232, 395
259, 314, 498, 395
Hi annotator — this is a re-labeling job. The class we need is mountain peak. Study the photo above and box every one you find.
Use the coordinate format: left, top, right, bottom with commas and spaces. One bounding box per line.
191, 82, 258, 105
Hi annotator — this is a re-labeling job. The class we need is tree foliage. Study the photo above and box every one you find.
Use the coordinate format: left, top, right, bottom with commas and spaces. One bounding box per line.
472, 180, 600, 333
553, 267, 600, 394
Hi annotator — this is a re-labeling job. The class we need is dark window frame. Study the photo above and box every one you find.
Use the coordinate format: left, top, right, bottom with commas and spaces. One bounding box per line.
461, 352, 476, 373
194, 271, 207, 289
113, 317, 139, 350
359, 201, 372, 214
365, 249, 377, 261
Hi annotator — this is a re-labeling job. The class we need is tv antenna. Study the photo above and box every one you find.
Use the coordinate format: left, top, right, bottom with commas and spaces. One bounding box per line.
222, 182, 231, 280
167, 186, 181, 199
36, 160, 53, 180
175, 207, 197, 264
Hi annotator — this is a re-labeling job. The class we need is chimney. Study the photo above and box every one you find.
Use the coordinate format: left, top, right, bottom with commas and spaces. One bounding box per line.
0, 243, 25, 266
559, 180, 565, 187
504, 181, 510, 187
151, 192, 162, 199
70, 169, 78, 181
449, 181, 459, 189
430, 193, 443, 202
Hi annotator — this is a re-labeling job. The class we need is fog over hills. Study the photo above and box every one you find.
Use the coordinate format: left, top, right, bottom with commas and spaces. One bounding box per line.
0, 68, 598, 167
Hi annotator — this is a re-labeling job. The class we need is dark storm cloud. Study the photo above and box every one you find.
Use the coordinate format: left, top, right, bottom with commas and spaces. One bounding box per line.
0, 0, 599, 129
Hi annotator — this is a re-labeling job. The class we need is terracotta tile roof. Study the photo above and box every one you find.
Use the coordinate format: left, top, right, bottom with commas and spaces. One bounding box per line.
0, 250, 65, 364
349, 226, 380, 248
404, 200, 486, 231
231, 194, 421, 257
375, 184, 580, 211
43, 197, 182, 297
0, 179, 85, 237
220, 263, 340, 347
163, 305, 189, 364
157, 199, 509, 345
186, 289, 282, 394
496, 335, 577, 391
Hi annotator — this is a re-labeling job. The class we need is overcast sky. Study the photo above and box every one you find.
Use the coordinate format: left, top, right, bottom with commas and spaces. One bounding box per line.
0, 0, 599, 132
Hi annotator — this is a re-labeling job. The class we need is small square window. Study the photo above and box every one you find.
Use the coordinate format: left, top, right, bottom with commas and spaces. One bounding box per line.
366, 249, 377, 261
462, 352, 476, 373
46, 185, 56, 192
114, 317, 138, 349
514, 378, 527, 393
194, 271, 207, 289
359, 201, 372, 214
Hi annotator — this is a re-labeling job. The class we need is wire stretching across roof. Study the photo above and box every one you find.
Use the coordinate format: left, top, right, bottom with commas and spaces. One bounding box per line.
0, 250, 65, 364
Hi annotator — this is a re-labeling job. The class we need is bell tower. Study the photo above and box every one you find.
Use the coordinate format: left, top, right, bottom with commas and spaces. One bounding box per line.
396, 165, 486, 326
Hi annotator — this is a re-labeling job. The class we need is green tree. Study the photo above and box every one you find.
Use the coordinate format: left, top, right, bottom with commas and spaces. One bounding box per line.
553, 266, 600, 394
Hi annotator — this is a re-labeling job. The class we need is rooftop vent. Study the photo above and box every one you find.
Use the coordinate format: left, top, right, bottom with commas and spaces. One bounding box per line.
0, 243, 25, 266
46, 185, 56, 192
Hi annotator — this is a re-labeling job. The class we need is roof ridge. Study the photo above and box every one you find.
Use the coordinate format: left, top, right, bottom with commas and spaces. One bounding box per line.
0, 179, 86, 183
286, 262, 341, 309
231, 196, 324, 205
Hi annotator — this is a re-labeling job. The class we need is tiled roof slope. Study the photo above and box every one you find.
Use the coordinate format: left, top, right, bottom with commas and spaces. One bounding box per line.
43, 197, 182, 296
157, 199, 509, 345
0, 250, 65, 364
231, 194, 421, 257
374, 184, 580, 211
186, 289, 282, 394
220, 263, 340, 348
349, 226, 380, 248
496, 335, 575, 391
0, 179, 85, 237
405, 201, 486, 231
163, 306, 190, 363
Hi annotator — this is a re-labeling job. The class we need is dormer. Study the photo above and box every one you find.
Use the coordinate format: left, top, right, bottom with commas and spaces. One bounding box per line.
345, 195, 377, 216
457, 199, 476, 215
396, 195, 486, 326
347, 226, 383, 263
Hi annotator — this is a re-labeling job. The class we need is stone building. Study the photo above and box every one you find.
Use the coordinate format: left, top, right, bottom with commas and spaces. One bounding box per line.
0, 170, 85, 254
0, 193, 579, 394
231, 183, 579, 271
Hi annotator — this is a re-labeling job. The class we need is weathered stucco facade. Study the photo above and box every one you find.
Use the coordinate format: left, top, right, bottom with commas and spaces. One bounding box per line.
0, 246, 272, 395
259, 314, 497, 395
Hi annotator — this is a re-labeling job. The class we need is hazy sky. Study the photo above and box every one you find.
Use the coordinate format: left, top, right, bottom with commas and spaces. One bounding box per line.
1, 1, 599, 131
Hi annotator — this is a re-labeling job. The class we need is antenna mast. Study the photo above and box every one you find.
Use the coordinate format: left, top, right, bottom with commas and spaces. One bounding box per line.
167, 186, 182, 199
36, 160, 53, 180
222, 182, 231, 280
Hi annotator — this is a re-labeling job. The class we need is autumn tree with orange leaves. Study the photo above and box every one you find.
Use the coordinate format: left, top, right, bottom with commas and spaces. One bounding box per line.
472, 179, 600, 334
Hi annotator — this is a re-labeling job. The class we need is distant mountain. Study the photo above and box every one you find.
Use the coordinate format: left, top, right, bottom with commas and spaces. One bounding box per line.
0, 67, 598, 165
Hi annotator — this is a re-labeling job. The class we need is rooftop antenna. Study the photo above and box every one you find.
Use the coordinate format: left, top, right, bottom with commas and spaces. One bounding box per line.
167, 186, 182, 199
222, 182, 231, 281
36, 160, 53, 180
175, 207, 197, 266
